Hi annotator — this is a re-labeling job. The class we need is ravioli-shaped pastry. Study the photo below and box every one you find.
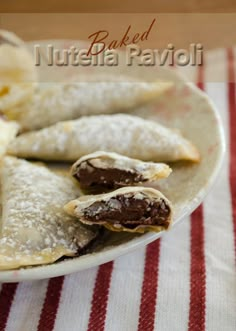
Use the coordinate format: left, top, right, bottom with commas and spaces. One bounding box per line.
72, 151, 172, 193
0, 119, 19, 159
0, 30, 37, 112
5, 76, 172, 131
64, 187, 173, 233
0, 157, 99, 270
7, 114, 200, 162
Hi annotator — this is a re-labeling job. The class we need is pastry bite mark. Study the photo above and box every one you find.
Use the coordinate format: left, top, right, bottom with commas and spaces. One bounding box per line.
64, 187, 173, 233
7, 114, 200, 163
72, 151, 172, 192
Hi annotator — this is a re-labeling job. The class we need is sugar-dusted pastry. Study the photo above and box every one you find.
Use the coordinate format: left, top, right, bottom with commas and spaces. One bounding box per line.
5, 76, 172, 131
0, 119, 19, 158
72, 151, 172, 192
0, 30, 37, 112
64, 187, 173, 233
7, 114, 200, 162
0, 157, 100, 270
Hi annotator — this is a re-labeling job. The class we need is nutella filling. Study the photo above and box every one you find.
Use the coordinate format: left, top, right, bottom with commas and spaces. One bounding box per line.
83, 194, 171, 229
74, 160, 146, 191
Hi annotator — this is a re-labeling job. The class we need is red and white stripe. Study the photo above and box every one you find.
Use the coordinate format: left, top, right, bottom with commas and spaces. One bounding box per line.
203, 49, 236, 331
228, 48, 236, 258
105, 248, 146, 331
137, 240, 161, 331
5, 281, 48, 331
37, 277, 64, 331
87, 262, 114, 331
1, 49, 236, 331
187, 65, 206, 331
154, 218, 191, 331
53, 268, 98, 331
0, 283, 17, 331
188, 205, 206, 331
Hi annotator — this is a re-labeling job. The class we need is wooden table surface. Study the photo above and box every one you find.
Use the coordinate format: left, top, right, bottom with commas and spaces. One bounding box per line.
0, 1, 236, 51
0, 0, 236, 13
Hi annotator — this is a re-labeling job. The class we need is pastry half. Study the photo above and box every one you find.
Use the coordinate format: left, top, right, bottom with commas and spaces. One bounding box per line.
72, 151, 172, 192
0, 157, 100, 270
64, 187, 173, 234
5, 77, 172, 131
7, 114, 200, 162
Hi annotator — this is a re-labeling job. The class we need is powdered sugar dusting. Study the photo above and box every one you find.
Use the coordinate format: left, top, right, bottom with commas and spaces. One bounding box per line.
12, 77, 171, 131
0, 157, 98, 269
8, 114, 199, 162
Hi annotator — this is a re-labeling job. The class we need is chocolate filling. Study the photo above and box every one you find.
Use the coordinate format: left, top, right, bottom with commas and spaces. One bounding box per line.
74, 160, 146, 192
0, 36, 18, 47
83, 194, 171, 229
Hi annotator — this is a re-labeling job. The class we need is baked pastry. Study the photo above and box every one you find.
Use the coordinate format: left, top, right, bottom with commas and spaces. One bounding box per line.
71, 151, 172, 192
7, 114, 200, 162
0, 119, 19, 159
0, 30, 37, 112
0, 157, 99, 270
5, 77, 172, 131
64, 187, 173, 233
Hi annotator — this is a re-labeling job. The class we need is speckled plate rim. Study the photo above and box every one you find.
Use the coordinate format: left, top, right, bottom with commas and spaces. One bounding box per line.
0, 46, 225, 282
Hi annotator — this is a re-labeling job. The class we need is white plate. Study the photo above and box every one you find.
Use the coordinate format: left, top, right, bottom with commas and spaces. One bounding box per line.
0, 40, 225, 282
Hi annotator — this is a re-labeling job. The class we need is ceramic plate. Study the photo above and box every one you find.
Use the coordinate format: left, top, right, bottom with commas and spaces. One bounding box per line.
0, 40, 225, 282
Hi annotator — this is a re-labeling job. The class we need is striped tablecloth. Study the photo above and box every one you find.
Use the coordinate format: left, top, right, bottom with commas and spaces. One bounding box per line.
0, 48, 236, 331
